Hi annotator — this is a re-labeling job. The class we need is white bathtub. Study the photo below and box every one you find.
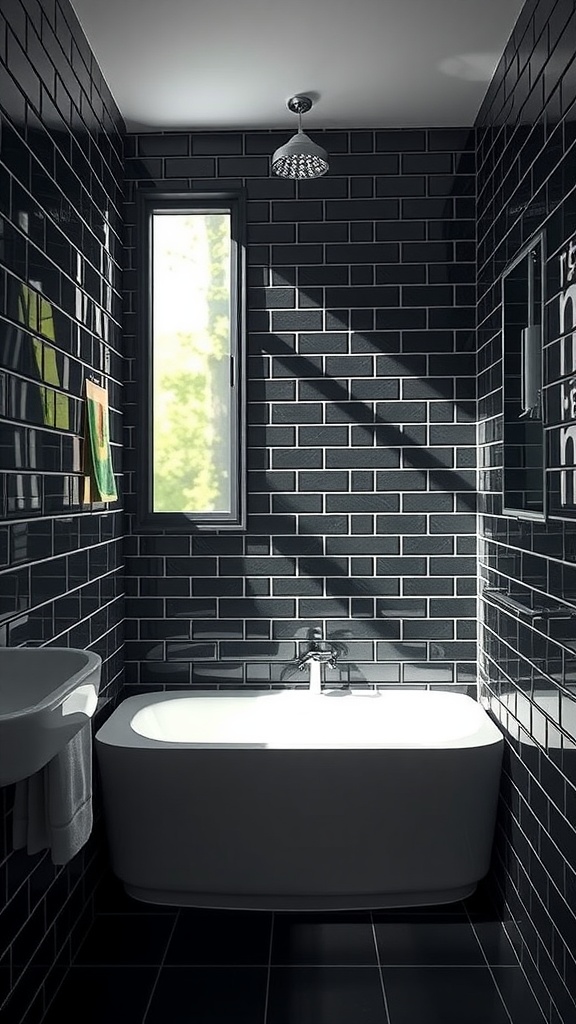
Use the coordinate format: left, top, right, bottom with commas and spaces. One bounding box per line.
95, 688, 504, 911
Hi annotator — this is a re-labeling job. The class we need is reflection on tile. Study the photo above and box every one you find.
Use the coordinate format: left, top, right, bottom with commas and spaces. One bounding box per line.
381, 966, 511, 1024
271, 914, 377, 965
491, 967, 548, 1024
267, 966, 387, 1024
374, 920, 483, 965
470, 922, 520, 965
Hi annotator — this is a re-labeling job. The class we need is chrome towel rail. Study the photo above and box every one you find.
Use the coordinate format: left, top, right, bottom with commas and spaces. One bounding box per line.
483, 589, 576, 620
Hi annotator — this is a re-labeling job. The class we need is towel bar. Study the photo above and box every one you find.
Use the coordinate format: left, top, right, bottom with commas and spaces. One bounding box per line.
483, 589, 576, 621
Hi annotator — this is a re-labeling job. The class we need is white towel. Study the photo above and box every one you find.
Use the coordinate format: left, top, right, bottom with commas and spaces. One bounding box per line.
12, 722, 93, 865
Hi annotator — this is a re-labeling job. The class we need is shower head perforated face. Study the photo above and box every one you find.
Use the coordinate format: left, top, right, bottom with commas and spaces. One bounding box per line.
271, 96, 329, 180
271, 132, 329, 179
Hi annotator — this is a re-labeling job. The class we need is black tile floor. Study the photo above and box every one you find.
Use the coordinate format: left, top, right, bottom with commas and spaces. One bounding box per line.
41, 877, 548, 1024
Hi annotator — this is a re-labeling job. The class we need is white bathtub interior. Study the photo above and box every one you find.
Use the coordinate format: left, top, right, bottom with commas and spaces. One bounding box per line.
127, 688, 498, 749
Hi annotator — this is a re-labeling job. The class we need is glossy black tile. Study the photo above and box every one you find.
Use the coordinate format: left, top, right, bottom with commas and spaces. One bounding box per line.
376, 130, 426, 151
138, 134, 189, 156
382, 966, 511, 1024
491, 967, 548, 1024
267, 966, 387, 1024
374, 920, 483, 965
164, 909, 272, 965
271, 914, 376, 966
472, 922, 523, 966
42, 967, 157, 1024
146, 966, 268, 1024
74, 914, 175, 965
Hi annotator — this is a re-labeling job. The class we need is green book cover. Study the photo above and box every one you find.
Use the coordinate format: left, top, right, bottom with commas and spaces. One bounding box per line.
86, 380, 118, 501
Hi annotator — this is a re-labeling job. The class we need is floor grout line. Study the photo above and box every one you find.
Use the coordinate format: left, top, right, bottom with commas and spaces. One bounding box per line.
370, 911, 393, 1024
268, 963, 389, 967
262, 912, 274, 1024
40, 898, 550, 1023
497, 912, 551, 1024
374, 963, 511, 968
464, 901, 517, 1024
140, 906, 181, 1024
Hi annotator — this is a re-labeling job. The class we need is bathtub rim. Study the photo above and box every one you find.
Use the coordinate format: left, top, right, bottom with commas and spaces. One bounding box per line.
95, 687, 504, 751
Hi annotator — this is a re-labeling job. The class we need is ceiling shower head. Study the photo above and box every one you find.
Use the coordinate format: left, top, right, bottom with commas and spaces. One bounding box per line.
271, 96, 329, 180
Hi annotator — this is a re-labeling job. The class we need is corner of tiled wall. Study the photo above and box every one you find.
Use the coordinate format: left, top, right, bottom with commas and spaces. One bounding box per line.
0, 1, 125, 1020
477, 1, 576, 1021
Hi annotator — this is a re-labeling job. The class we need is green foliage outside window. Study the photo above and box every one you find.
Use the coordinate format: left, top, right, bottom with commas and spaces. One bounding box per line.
152, 212, 231, 513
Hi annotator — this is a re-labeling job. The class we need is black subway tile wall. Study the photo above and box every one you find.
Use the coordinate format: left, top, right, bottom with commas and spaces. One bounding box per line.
0, 1, 124, 1021
123, 127, 477, 691
6, 2, 576, 1022
476, 1, 576, 1022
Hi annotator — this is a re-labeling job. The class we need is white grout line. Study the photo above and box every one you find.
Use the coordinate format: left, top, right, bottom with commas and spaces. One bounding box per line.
464, 901, 516, 1024
370, 911, 393, 1024
262, 912, 274, 1024
140, 907, 180, 1024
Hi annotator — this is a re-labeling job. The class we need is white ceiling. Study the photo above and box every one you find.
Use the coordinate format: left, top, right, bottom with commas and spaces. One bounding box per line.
70, 0, 526, 132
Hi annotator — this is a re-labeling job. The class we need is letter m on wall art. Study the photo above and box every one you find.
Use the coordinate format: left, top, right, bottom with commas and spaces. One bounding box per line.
547, 234, 576, 518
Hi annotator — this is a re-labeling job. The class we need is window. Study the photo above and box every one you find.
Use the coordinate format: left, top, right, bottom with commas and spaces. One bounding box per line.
137, 192, 246, 529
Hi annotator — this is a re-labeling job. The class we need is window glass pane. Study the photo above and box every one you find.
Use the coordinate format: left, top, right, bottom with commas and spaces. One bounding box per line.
152, 211, 232, 514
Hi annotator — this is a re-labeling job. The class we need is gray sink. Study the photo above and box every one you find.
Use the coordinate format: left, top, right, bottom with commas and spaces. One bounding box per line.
0, 647, 102, 787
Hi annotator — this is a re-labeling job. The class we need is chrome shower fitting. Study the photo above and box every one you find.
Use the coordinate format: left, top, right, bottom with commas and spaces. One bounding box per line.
271, 96, 329, 180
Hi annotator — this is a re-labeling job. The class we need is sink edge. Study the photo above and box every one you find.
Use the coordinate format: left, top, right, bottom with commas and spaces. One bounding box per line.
0, 648, 102, 721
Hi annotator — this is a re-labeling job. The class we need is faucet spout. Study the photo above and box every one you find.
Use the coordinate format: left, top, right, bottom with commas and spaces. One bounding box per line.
296, 628, 341, 693
308, 658, 322, 695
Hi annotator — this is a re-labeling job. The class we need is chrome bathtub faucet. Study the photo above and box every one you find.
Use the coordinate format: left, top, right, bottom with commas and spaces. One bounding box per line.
296, 628, 341, 694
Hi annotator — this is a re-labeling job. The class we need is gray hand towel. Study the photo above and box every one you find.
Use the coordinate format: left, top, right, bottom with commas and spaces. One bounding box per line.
12, 768, 48, 855
12, 722, 93, 865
